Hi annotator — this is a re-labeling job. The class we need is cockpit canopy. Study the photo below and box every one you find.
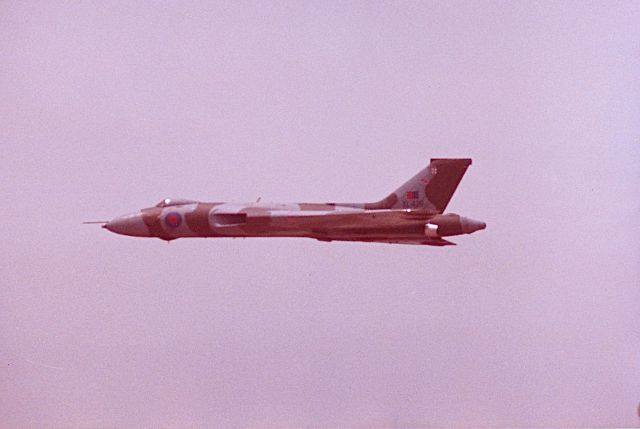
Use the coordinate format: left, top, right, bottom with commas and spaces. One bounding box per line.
155, 198, 197, 208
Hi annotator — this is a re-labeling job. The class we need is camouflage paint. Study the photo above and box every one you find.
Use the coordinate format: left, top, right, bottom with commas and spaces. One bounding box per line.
104, 159, 486, 245
185, 202, 220, 236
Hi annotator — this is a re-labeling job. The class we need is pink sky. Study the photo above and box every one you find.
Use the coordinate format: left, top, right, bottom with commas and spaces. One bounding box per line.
1, 1, 639, 427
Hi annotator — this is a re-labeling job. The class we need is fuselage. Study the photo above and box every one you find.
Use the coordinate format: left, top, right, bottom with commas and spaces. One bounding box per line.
103, 199, 486, 245
99, 158, 486, 245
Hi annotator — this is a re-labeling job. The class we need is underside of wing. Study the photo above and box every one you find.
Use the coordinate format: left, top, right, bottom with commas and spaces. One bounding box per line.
266, 209, 436, 230
315, 236, 456, 246
257, 209, 444, 244
213, 208, 446, 244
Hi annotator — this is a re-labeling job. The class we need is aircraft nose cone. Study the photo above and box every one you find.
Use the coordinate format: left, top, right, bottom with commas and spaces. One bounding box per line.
105, 213, 150, 237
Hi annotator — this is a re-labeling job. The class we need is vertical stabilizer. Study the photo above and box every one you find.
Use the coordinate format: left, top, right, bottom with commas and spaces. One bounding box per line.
365, 158, 472, 212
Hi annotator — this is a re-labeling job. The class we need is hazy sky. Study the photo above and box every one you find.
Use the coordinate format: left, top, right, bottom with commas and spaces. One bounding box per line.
1, 1, 639, 427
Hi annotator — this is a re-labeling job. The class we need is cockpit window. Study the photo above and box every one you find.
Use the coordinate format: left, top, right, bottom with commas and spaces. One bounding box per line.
155, 198, 197, 208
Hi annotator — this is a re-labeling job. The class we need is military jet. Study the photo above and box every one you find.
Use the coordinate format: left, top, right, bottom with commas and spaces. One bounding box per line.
92, 158, 485, 245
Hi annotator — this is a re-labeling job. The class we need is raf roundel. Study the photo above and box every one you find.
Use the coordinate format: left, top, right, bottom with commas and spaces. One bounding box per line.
165, 212, 182, 228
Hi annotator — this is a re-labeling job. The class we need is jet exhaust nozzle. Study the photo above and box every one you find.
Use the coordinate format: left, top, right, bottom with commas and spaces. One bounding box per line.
424, 223, 440, 238
426, 214, 486, 237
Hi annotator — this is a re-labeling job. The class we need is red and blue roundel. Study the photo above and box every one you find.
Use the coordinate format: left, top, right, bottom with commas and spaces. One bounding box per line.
165, 212, 182, 228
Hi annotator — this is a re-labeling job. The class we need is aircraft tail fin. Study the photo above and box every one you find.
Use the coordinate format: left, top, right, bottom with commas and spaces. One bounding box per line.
365, 158, 472, 213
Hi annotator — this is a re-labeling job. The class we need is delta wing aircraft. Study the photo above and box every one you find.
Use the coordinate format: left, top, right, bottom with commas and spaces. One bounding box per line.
91, 158, 485, 245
